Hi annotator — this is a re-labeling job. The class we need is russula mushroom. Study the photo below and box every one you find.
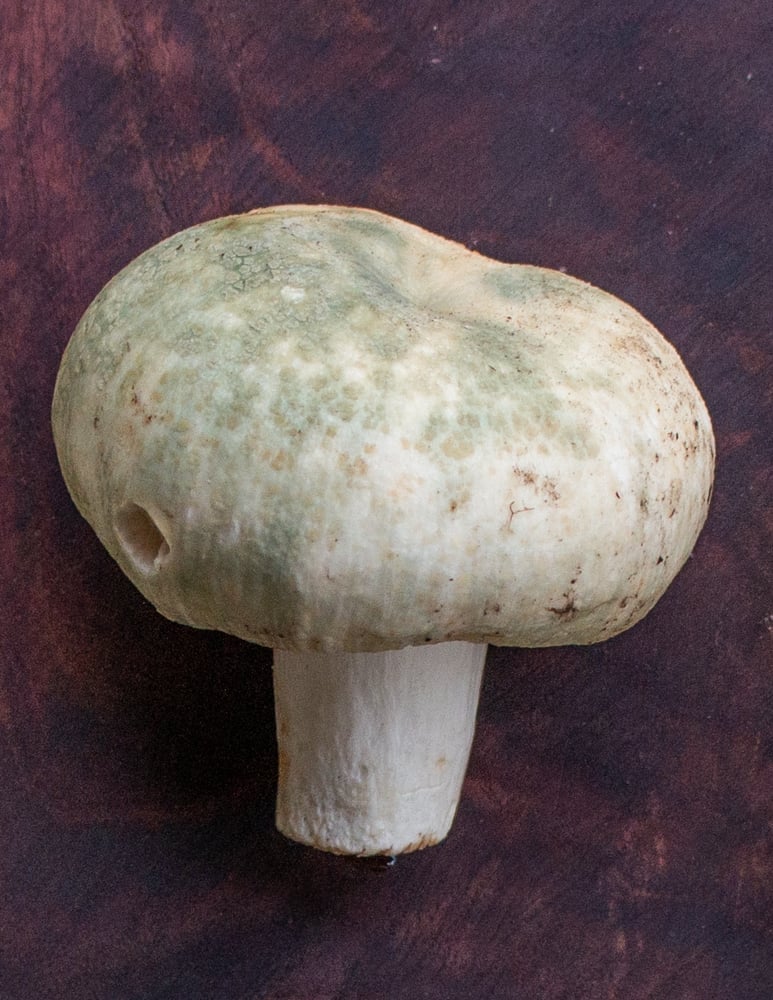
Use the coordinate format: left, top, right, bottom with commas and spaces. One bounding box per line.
52, 205, 714, 856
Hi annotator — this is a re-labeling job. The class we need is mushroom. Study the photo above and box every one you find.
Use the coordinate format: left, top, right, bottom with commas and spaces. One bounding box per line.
52, 205, 715, 856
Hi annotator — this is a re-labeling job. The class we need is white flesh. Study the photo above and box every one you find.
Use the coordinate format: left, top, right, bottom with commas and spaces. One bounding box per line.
273, 641, 487, 855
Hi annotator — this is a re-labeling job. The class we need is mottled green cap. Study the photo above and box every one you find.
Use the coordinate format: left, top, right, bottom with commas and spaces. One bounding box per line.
52, 205, 714, 652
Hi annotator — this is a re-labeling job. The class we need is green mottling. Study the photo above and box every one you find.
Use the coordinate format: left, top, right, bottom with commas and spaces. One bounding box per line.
77, 210, 599, 469
57, 204, 701, 651
50, 205, 715, 660
341, 213, 409, 248
484, 265, 578, 305
421, 410, 450, 442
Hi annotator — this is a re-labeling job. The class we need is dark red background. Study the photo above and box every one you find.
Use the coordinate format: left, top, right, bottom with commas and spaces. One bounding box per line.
2, 2, 771, 997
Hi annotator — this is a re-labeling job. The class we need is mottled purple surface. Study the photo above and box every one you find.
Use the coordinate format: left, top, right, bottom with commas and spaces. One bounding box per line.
1, 2, 771, 997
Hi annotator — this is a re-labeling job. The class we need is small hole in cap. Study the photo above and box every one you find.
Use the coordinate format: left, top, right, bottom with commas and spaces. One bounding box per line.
115, 502, 171, 574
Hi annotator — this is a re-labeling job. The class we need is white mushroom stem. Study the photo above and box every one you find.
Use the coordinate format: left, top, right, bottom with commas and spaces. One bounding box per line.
272, 641, 487, 856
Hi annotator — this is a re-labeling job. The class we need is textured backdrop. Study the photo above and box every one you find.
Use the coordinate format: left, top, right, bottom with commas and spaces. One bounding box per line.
1, 2, 771, 998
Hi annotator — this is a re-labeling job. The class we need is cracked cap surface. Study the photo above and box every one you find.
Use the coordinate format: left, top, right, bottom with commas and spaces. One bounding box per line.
52, 205, 715, 652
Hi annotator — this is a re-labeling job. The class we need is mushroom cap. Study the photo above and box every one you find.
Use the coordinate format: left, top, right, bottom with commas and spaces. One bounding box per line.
52, 205, 714, 652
